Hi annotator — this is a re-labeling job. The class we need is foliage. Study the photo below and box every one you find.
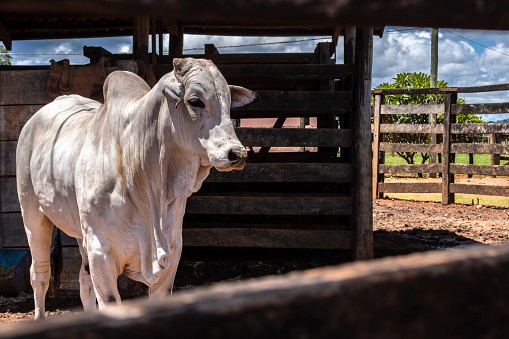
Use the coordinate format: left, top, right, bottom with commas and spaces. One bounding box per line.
0, 45, 12, 66
373, 72, 483, 166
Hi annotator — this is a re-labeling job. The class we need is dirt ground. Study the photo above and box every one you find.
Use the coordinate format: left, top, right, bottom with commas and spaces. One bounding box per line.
1, 198, 508, 325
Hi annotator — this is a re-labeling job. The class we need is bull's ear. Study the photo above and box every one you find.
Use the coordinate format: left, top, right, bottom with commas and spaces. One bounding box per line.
162, 75, 185, 107
229, 86, 260, 109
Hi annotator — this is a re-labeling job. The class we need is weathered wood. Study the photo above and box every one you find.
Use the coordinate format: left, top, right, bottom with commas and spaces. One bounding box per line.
0, 71, 51, 105
0, 177, 19, 212
232, 90, 352, 114
378, 182, 442, 194
133, 15, 149, 66
1, 212, 76, 247
379, 142, 443, 153
457, 83, 509, 93
182, 228, 353, 249
380, 124, 443, 134
381, 104, 444, 115
352, 27, 373, 260
450, 184, 509, 197
168, 24, 183, 55
372, 93, 382, 200
450, 164, 509, 176
186, 196, 352, 216
235, 127, 352, 147
442, 92, 456, 205
217, 64, 354, 80
3, 244, 509, 338
452, 102, 509, 115
157, 53, 315, 65
206, 163, 352, 183
0, 20, 12, 50
451, 123, 509, 134
451, 143, 509, 154
0, 141, 16, 176
379, 163, 442, 174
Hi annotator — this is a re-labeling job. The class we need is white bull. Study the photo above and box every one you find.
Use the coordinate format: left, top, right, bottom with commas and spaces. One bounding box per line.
16, 58, 258, 319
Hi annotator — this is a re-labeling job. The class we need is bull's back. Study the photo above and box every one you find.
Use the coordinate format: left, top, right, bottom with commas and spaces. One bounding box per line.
16, 95, 101, 236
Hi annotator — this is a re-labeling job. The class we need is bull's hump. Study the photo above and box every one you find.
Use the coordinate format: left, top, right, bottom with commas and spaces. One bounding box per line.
103, 71, 150, 105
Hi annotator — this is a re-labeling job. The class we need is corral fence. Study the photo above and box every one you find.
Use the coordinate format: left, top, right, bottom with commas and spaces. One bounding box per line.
372, 84, 509, 204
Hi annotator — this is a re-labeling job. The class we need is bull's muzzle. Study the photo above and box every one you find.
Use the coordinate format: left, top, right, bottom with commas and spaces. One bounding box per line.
228, 147, 248, 167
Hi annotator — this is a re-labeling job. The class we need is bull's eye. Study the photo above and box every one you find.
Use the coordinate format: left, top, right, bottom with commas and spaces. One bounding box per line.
188, 98, 205, 109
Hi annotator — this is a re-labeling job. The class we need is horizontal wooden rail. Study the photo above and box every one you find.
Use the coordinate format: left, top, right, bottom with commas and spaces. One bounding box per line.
452, 102, 509, 115
232, 91, 352, 116
379, 164, 442, 174
451, 143, 509, 154
219, 64, 354, 80
380, 124, 443, 134
235, 128, 351, 147
157, 53, 316, 65
206, 163, 352, 183
381, 104, 444, 115
372, 83, 509, 95
379, 142, 442, 153
182, 228, 353, 249
450, 164, 509, 176
378, 182, 442, 194
450, 184, 509, 197
451, 123, 509, 134
0, 105, 43, 140
186, 196, 352, 215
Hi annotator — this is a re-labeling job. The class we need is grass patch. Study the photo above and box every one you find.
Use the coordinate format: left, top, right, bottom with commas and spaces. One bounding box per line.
385, 192, 509, 207
384, 153, 496, 165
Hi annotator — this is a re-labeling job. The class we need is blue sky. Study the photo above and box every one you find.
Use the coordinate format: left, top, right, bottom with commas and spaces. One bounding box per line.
5, 27, 509, 120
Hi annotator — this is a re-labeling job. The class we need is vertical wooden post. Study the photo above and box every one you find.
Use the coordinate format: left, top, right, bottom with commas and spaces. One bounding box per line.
442, 91, 457, 205
158, 18, 164, 64
352, 27, 374, 260
151, 17, 157, 65
133, 16, 149, 66
372, 91, 383, 200
490, 134, 501, 177
169, 25, 184, 55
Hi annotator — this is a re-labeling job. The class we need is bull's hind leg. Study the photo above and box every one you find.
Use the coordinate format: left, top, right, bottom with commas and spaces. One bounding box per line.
23, 211, 54, 320
78, 241, 97, 312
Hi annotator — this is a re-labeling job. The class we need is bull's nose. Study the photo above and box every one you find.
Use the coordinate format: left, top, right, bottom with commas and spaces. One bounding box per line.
228, 147, 247, 164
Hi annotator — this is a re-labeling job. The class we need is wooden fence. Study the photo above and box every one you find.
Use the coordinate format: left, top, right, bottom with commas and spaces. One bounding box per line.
372, 85, 509, 204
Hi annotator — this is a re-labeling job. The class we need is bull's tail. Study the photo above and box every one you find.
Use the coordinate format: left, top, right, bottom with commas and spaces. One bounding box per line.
49, 226, 63, 296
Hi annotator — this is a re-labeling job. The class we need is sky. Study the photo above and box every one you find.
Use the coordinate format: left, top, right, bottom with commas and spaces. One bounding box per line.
4, 27, 509, 120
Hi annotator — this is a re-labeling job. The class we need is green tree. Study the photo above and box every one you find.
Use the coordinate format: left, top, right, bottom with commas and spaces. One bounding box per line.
374, 72, 483, 167
0, 45, 12, 65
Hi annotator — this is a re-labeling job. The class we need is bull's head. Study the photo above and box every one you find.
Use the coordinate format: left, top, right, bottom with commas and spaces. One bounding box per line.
161, 58, 258, 171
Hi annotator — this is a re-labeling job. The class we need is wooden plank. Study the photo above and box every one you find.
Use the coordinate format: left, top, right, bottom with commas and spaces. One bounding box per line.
1, 212, 77, 248
372, 93, 382, 200
379, 142, 443, 153
380, 124, 443, 134
450, 164, 509, 176
158, 53, 315, 65
0, 105, 42, 140
206, 163, 352, 183
235, 128, 352, 147
450, 184, 509, 197
352, 27, 373, 260
0, 141, 16, 176
182, 228, 353, 249
378, 182, 442, 194
442, 93, 456, 205
379, 163, 442, 174
452, 102, 509, 115
0, 70, 52, 105
457, 83, 509, 93
0, 177, 19, 212
232, 90, 352, 114
381, 104, 444, 115
218, 64, 354, 80
451, 123, 509, 134
186, 196, 352, 216
0, 19, 12, 50
451, 143, 509, 154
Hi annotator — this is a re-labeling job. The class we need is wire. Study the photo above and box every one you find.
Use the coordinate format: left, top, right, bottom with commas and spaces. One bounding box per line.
385, 27, 421, 34
442, 29, 509, 58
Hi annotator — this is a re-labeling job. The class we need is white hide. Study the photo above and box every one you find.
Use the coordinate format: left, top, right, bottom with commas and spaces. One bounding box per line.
16, 58, 258, 319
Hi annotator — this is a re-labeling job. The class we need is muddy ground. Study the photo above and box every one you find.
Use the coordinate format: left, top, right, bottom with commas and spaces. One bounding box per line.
1, 198, 508, 324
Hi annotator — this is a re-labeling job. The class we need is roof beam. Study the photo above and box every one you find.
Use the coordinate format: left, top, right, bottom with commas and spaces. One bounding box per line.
0, 20, 12, 50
